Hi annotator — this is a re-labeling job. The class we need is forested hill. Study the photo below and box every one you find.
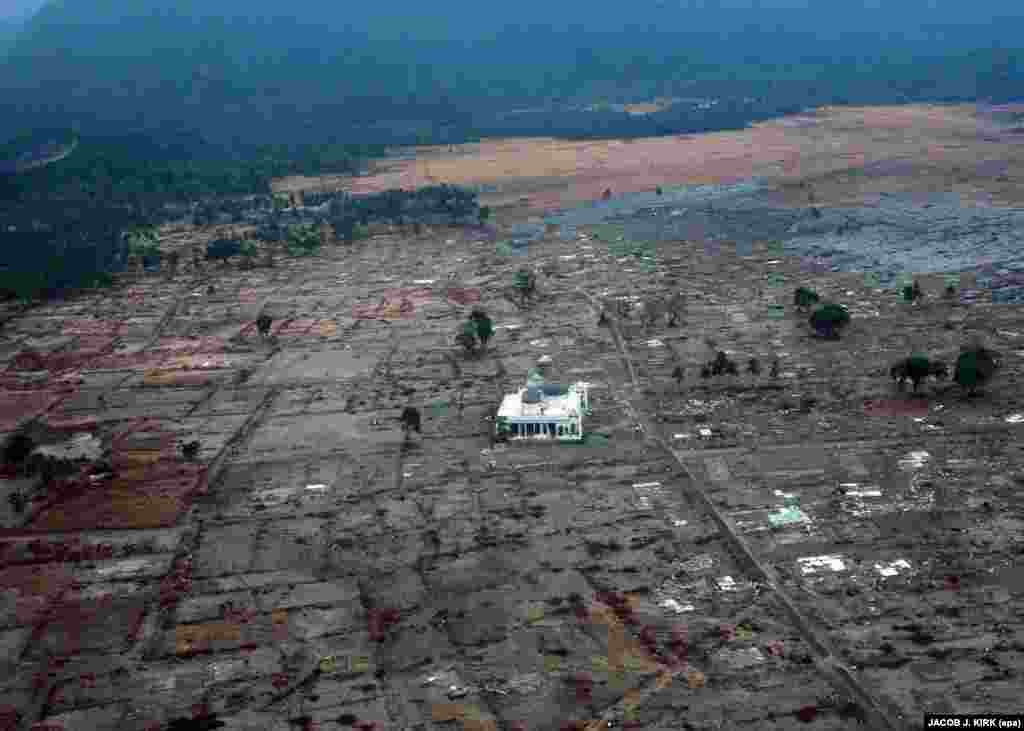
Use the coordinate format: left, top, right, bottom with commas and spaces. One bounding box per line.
2, 0, 1023, 153
0, 18, 24, 56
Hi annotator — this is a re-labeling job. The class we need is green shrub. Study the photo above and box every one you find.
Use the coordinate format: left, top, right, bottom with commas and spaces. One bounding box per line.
286, 224, 320, 256
954, 347, 999, 396
809, 303, 850, 338
794, 287, 820, 309
890, 355, 947, 392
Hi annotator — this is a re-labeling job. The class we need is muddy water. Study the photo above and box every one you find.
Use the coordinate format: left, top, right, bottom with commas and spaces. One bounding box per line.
541, 182, 1024, 301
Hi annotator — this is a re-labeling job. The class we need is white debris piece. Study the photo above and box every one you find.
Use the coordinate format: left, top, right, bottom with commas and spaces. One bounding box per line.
843, 484, 883, 497
505, 673, 543, 694
717, 647, 765, 668
675, 554, 715, 573
716, 576, 738, 592
1005, 414, 1024, 424
898, 451, 931, 470
875, 559, 912, 577
33, 432, 103, 462
305, 484, 328, 491
660, 599, 695, 614
646, 339, 665, 348
797, 555, 847, 574
412, 279, 436, 284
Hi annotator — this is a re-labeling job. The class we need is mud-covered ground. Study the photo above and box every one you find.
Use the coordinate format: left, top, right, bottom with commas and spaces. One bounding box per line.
0, 104, 1023, 731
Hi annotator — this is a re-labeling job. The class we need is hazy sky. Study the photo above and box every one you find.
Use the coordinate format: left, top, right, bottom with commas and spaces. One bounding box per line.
1, 0, 44, 20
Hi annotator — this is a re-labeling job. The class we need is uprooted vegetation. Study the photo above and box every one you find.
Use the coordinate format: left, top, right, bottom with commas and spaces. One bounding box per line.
890, 355, 949, 393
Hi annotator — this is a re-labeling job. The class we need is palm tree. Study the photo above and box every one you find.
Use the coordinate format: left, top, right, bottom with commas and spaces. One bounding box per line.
400, 406, 421, 440
666, 292, 685, 327
471, 309, 494, 350
513, 269, 536, 306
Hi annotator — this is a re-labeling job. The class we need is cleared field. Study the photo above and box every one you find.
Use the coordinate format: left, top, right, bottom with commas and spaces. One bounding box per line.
273, 104, 1024, 215
1, 102, 1022, 731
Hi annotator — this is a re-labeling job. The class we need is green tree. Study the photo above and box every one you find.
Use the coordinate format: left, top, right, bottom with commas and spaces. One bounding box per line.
902, 280, 923, 303
286, 224, 320, 256
352, 223, 370, 241
239, 240, 259, 268
124, 226, 162, 269
954, 347, 999, 397
478, 205, 491, 224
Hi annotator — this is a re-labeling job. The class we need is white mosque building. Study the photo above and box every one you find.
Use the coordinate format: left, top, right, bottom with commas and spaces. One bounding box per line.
495, 376, 590, 442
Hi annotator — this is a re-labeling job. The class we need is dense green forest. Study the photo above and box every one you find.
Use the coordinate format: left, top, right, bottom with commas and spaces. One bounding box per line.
1, 0, 1023, 302
0, 134, 387, 301
2, 1, 1023, 150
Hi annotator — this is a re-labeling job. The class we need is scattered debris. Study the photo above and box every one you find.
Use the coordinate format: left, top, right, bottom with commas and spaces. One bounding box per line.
797, 555, 847, 574
715, 647, 765, 669
768, 505, 809, 528
675, 554, 715, 573
897, 451, 931, 470
716, 576, 739, 592
875, 559, 912, 577
505, 673, 543, 695
659, 598, 696, 614
33, 432, 103, 462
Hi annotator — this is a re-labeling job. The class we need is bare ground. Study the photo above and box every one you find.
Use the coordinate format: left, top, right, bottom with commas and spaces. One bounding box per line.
0, 104, 1022, 731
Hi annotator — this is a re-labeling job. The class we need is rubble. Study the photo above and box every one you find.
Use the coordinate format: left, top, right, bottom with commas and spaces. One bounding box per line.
1, 112, 1023, 731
